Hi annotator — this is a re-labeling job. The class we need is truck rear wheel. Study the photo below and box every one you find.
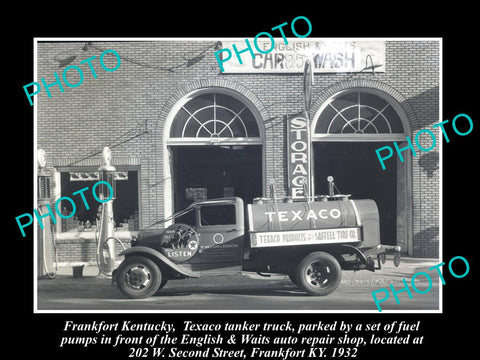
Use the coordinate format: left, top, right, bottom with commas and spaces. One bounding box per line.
288, 272, 299, 286
296, 252, 342, 296
116, 256, 162, 299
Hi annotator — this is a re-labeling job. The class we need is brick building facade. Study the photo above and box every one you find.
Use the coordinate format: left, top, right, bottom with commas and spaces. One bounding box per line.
35, 38, 440, 263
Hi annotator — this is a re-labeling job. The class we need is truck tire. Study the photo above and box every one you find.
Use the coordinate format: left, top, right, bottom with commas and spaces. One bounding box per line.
288, 272, 299, 286
116, 256, 162, 299
155, 279, 169, 294
296, 252, 342, 296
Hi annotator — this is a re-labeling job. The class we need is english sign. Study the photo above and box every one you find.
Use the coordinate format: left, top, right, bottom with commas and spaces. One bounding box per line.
220, 39, 385, 74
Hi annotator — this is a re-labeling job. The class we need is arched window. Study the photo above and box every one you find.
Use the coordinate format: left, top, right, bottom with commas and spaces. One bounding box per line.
163, 87, 266, 222
169, 92, 260, 140
314, 91, 405, 139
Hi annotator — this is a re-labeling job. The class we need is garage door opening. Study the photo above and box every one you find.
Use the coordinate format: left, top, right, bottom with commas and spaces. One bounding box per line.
171, 145, 263, 212
313, 142, 397, 245
165, 88, 265, 217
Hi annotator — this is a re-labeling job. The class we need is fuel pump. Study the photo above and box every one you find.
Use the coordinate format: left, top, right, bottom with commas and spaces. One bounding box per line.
37, 149, 56, 279
96, 147, 118, 276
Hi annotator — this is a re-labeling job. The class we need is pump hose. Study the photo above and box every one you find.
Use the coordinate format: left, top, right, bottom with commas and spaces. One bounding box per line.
41, 221, 57, 279
95, 205, 126, 277
96, 236, 126, 277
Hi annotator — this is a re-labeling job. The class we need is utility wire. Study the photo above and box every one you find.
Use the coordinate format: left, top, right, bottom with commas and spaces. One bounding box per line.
53, 41, 219, 72
87, 42, 219, 72
66, 120, 148, 166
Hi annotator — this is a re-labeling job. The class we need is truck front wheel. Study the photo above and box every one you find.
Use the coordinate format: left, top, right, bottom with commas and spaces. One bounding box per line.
296, 252, 342, 296
116, 256, 162, 299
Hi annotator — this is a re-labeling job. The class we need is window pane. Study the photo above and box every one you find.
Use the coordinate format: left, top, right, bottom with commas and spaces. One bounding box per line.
332, 92, 357, 109
175, 209, 196, 227
361, 92, 387, 109
383, 106, 404, 133
184, 93, 212, 112
315, 92, 404, 135
339, 106, 358, 121
170, 108, 190, 137
60, 171, 139, 232
200, 204, 236, 226
216, 93, 243, 113
316, 105, 336, 133
243, 111, 260, 136
170, 92, 259, 139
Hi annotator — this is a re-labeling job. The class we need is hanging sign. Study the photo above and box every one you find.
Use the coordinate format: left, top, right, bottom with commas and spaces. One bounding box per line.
220, 39, 385, 74
287, 115, 310, 199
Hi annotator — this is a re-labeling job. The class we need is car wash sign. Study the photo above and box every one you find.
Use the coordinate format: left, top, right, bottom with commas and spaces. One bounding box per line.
287, 116, 311, 199
220, 39, 385, 73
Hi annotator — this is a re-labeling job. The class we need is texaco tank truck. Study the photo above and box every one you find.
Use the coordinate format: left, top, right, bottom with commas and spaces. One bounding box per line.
114, 178, 401, 299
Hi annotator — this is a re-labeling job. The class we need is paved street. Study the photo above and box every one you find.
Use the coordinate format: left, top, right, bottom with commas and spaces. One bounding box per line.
36, 273, 440, 312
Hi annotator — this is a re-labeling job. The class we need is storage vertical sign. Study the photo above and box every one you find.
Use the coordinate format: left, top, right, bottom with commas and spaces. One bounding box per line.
287, 115, 311, 199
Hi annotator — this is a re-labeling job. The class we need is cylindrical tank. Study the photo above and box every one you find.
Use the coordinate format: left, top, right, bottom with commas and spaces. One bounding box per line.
250, 199, 354, 232
248, 198, 380, 247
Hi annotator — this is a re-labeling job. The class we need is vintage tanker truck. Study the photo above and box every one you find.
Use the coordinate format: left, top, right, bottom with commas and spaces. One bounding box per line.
114, 179, 401, 299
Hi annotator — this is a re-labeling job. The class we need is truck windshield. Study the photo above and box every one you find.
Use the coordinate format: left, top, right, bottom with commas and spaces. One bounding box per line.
174, 208, 196, 227
200, 204, 236, 226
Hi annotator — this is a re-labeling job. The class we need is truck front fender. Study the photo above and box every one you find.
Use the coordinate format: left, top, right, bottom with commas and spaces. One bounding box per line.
118, 246, 200, 278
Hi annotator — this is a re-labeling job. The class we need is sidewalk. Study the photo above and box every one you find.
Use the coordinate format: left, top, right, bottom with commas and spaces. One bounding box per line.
37, 256, 441, 291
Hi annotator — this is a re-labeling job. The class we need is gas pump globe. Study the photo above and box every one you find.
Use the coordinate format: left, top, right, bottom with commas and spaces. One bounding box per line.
98, 146, 116, 199
97, 147, 117, 276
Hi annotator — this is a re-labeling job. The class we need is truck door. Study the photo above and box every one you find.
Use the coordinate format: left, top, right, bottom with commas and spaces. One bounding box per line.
194, 199, 244, 265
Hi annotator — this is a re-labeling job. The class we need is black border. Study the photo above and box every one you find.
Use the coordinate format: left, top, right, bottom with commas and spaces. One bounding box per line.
8, 8, 478, 359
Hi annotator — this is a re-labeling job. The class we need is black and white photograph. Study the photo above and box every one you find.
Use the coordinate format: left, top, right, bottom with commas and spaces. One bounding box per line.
32, 37, 441, 313
8, 9, 478, 360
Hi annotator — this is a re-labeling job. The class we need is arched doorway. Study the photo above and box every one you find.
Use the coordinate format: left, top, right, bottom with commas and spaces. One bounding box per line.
164, 88, 265, 216
311, 88, 411, 251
